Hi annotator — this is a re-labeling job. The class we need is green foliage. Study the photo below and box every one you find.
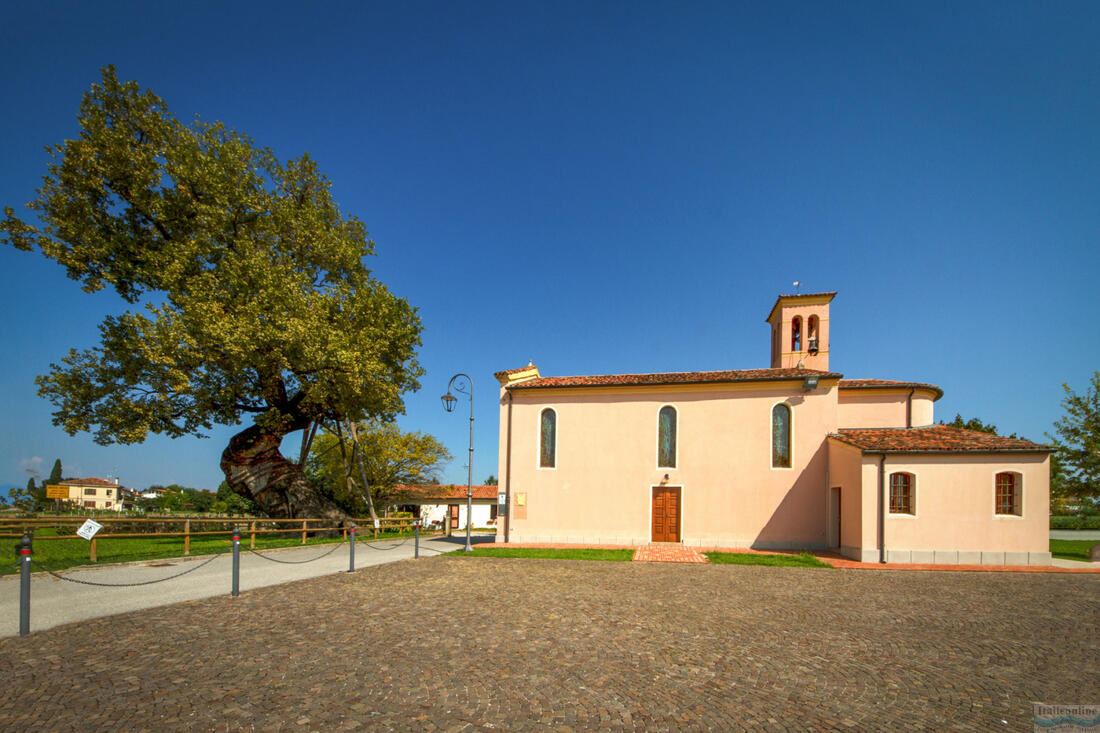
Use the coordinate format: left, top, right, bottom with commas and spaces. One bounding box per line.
942, 414, 999, 434
704, 552, 832, 567
1049, 539, 1099, 562
307, 421, 451, 513
1050, 514, 1100, 530
484, 475, 498, 485
216, 481, 259, 515
47, 458, 63, 485
455, 547, 635, 562
1047, 372, 1100, 501
7, 480, 39, 512
1, 67, 422, 476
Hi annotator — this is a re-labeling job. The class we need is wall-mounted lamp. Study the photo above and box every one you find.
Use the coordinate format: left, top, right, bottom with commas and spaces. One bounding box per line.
802, 375, 819, 391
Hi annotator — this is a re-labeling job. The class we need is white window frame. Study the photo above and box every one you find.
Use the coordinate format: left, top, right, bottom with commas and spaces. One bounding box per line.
887, 471, 918, 517
992, 470, 1024, 519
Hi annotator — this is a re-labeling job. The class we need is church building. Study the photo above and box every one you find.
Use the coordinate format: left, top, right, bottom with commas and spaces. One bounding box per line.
493, 292, 1051, 565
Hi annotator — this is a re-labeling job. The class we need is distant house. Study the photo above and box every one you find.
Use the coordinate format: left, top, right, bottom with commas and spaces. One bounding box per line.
56, 477, 124, 511
388, 484, 500, 534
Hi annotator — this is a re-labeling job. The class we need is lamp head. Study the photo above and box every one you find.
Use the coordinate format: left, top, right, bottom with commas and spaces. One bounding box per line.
441, 392, 458, 412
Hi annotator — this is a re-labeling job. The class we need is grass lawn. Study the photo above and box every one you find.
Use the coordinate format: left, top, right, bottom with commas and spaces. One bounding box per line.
0, 527, 419, 576
1050, 539, 1097, 562
704, 551, 832, 568
451, 547, 635, 561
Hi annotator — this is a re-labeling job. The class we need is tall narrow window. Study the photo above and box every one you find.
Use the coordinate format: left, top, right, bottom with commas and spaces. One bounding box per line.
771, 404, 791, 468
539, 408, 556, 468
995, 472, 1019, 515
889, 473, 914, 514
658, 406, 677, 468
791, 316, 802, 352
807, 315, 819, 352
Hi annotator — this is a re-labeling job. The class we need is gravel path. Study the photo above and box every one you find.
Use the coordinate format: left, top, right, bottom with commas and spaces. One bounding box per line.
0, 556, 1096, 731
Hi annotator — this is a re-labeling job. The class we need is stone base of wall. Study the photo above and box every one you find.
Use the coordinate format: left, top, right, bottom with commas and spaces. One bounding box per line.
506, 534, 829, 550
840, 546, 880, 563
881, 549, 1051, 566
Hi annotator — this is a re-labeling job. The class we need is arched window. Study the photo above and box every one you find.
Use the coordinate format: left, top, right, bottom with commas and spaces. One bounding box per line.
771, 403, 791, 468
539, 408, 556, 468
807, 315, 819, 353
658, 406, 677, 468
995, 472, 1020, 515
791, 317, 802, 352
889, 472, 914, 514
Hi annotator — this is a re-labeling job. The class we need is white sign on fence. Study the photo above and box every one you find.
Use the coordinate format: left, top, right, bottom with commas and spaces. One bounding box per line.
373, 519, 380, 529
76, 519, 103, 541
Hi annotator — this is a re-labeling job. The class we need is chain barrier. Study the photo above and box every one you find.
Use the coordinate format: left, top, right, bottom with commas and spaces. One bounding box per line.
245, 540, 345, 564
354, 534, 412, 551
30, 552, 222, 587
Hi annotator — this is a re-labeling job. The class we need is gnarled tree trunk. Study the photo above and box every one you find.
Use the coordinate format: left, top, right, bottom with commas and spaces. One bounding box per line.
220, 423, 347, 521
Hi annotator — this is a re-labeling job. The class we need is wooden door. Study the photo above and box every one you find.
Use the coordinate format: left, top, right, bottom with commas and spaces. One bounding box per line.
651, 487, 681, 543
449, 504, 460, 529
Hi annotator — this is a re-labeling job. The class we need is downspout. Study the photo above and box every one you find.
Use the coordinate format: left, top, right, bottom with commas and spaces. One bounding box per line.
878, 454, 887, 563
906, 389, 914, 429
504, 390, 513, 544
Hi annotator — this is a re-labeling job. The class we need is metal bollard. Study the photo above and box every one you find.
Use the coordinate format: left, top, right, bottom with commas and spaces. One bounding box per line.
348, 524, 356, 573
414, 520, 419, 559
18, 533, 32, 637
231, 526, 240, 597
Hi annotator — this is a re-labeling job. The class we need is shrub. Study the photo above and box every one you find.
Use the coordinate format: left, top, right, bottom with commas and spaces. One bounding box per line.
1050, 515, 1100, 530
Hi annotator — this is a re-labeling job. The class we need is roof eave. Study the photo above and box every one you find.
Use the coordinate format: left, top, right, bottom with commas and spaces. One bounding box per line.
507, 373, 844, 391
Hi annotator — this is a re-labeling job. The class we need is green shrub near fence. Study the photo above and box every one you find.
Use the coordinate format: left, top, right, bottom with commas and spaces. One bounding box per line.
1050, 515, 1100, 530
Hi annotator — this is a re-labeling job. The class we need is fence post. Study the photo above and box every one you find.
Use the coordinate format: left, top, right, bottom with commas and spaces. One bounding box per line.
348, 524, 356, 573
414, 520, 419, 560
90, 536, 97, 563
231, 526, 240, 597
250, 520, 256, 549
19, 532, 32, 636
184, 517, 191, 556
301, 519, 307, 545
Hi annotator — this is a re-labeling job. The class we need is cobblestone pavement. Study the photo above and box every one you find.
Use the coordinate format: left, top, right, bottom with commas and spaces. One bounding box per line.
0, 557, 1096, 731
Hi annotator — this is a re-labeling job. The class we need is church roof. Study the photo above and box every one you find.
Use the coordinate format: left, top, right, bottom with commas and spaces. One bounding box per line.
829, 425, 1050, 454
58, 477, 120, 487
506, 367, 841, 390
838, 379, 944, 400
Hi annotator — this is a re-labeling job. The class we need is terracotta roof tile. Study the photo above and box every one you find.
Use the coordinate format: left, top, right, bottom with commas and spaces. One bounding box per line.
493, 366, 536, 378
391, 484, 499, 501
59, 477, 121, 487
766, 292, 837, 321
829, 426, 1050, 454
839, 379, 944, 400
507, 367, 842, 390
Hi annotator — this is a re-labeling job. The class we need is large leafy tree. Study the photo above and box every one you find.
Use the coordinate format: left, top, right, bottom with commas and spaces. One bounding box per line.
1, 68, 423, 520
1048, 372, 1100, 501
308, 421, 451, 516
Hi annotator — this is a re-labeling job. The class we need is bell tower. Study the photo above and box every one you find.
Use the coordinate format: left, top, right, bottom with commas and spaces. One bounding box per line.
766, 292, 835, 371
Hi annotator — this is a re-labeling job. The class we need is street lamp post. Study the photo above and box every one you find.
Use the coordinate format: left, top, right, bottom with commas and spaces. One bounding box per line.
441, 373, 474, 552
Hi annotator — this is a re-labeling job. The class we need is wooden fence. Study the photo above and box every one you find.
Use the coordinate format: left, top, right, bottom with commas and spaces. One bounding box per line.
0, 516, 427, 562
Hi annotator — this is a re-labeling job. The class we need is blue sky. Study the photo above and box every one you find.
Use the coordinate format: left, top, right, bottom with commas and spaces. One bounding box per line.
1, 1, 1097, 491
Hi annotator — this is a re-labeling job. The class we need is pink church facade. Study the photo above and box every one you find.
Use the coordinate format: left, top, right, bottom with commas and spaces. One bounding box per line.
494, 293, 1052, 565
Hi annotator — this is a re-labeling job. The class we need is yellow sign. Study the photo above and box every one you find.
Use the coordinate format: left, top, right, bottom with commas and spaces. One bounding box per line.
45, 485, 70, 499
